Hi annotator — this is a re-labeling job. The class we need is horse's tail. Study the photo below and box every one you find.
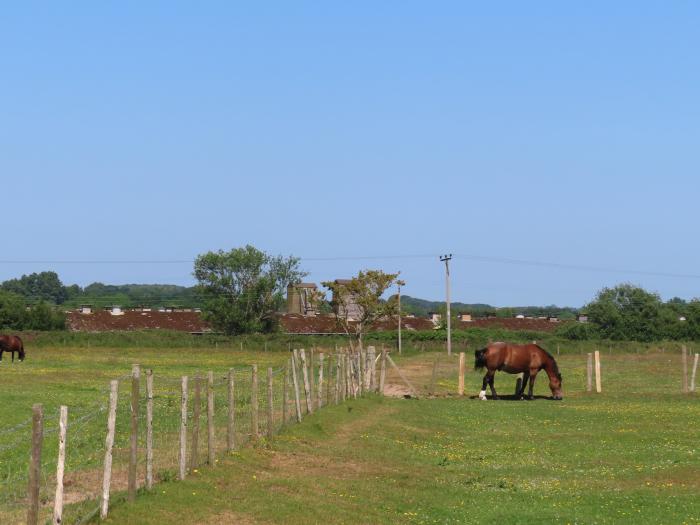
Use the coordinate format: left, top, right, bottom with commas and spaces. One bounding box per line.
474, 347, 488, 371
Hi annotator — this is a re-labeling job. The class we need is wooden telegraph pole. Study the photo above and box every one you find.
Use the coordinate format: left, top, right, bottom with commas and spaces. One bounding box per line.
440, 254, 453, 356
397, 280, 405, 354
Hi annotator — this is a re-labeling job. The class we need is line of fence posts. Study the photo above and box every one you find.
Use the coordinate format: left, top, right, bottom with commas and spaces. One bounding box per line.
22, 347, 385, 523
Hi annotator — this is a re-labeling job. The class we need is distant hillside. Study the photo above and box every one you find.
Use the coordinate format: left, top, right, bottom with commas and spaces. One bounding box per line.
398, 295, 578, 320
400, 296, 492, 316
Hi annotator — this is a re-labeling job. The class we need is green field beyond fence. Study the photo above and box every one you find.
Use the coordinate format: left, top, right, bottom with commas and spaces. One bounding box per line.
0, 341, 699, 524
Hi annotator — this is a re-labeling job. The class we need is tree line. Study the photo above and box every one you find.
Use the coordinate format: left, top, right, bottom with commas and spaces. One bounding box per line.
2, 252, 700, 342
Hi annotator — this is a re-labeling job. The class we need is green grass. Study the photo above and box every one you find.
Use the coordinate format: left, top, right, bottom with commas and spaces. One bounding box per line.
100, 352, 698, 524
1, 344, 698, 524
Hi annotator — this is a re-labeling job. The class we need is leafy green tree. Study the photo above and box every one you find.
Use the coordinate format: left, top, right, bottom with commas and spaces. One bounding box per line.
322, 270, 400, 352
0, 290, 28, 329
26, 302, 66, 330
585, 284, 666, 341
194, 245, 305, 335
1, 271, 68, 304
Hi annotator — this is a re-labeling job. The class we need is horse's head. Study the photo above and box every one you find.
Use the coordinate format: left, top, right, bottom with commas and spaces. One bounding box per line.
19, 347, 25, 361
549, 371, 563, 400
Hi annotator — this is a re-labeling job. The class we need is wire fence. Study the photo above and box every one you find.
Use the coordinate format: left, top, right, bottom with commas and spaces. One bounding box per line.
0, 347, 384, 525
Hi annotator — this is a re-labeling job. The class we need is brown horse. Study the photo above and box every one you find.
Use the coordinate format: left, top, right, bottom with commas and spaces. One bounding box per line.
474, 342, 562, 400
0, 335, 25, 362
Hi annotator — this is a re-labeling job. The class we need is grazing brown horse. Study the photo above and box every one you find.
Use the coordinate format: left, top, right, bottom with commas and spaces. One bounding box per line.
0, 335, 25, 362
474, 342, 562, 400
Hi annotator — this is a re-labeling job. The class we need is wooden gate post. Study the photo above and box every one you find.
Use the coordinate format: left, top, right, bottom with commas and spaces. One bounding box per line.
594, 351, 602, 393
101, 381, 119, 518
128, 364, 140, 502
586, 353, 593, 392
53, 405, 68, 525
27, 404, 43, 525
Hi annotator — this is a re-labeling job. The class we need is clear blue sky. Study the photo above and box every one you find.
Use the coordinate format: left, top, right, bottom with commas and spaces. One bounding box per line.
2, 2, 699, 307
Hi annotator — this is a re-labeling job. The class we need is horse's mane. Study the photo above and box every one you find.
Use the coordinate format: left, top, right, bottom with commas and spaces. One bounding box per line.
534, 344, 562, 380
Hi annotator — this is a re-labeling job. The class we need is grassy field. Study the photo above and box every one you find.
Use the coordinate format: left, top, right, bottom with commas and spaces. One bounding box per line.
102, 352, 699, 524
1, 343, 699, 524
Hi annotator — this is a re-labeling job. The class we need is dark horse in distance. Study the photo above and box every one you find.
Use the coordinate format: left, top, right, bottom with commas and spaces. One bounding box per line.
475, 342, 562, 400
0, 335, 25, 362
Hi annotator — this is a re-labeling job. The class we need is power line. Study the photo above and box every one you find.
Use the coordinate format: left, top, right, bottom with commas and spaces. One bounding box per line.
1, 252, 700, 279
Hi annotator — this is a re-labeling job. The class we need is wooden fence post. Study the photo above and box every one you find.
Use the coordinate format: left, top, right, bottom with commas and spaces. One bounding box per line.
101, 380, 119, 518
351, 354, 359, 399
291, 350, 302, 422
357, 350, 364, 395
309, 349, 316, 410
267, 367, 274, 439
146, 369, 154, 490
53, 405, 68, 525
191, 375, 201, 469
251, 365, 259, 439
326, 354, 332, 406
128, 364, 140, 502
368, 347, 376, 391
335, 353, 341, 404
299, 349, 313, 413
458, 352, 465, 396
282, 361, 288, 426
682, 345, 689, 393
587, 353, 593, 392
691, 353, 699, 393
317, 353, 324, 409
27, 403, 43, 525
379, 348, 387, 395
227, 369, 235, 451
207, 371, 215, 465
179, 376, 188, 481
594, 350, 602, 393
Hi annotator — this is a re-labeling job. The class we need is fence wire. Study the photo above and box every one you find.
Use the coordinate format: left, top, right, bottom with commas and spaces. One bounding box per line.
0, 351, 373, 524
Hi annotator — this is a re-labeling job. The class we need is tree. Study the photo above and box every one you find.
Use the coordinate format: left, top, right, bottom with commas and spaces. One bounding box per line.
585, 284, 666, 341
193, 245, 306, 335
322, 270, 400, 352
1, 271, 68, 304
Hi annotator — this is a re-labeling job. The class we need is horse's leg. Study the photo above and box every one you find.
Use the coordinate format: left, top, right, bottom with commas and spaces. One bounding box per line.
11, 350, 14, 363
488, 372, 498, 400
516, 372, 530, 399
527, 369, 539, 400
479, 373, 490, 400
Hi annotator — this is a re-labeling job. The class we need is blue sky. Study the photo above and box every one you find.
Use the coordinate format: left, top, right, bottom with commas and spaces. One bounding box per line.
2, 2, 699, 307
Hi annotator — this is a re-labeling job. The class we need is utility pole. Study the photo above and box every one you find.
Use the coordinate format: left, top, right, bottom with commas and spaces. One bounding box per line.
397, 279, 405, 354
440, 254, 453, 356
